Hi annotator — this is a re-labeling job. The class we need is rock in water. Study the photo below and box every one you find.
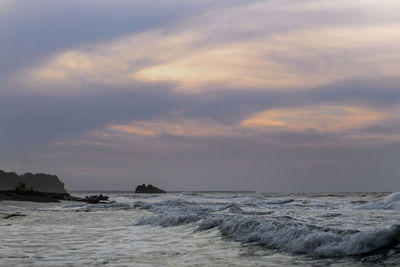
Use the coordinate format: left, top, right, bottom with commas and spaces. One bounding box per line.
84, 194, 109, 203
135, 184, 166, 194
3, 213, 26, 219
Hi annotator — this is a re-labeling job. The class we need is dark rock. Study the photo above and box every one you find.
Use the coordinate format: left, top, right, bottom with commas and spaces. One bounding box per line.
3, 213, 26, 219
84, 194, 109, 204
0, 170, 67, 193
135, 184, 166, 194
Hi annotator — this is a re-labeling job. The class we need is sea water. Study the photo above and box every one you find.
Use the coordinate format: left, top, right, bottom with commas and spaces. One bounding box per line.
1, 192, 400, 266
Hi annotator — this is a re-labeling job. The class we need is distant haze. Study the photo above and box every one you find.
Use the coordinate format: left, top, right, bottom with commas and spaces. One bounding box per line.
1, 0, 400, 192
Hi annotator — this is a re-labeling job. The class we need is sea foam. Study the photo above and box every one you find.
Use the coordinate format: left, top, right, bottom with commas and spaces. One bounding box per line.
359, 192, 400, 210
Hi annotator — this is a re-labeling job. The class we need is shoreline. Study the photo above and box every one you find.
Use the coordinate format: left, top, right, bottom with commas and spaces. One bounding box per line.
0, 190, 89, 203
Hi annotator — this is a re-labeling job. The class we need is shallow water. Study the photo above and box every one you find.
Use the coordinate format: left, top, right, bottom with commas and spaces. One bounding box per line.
1, 192, 400, 266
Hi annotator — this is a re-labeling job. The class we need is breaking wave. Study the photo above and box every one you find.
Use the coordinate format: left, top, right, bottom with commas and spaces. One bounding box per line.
135, 196, 400, 258
137, 209, 400, 257
359, 192, 400, 210
136, 212, 201, 227
198, 216, 400, 257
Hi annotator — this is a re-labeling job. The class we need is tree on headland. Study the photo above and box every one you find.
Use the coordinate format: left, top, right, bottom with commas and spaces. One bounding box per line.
15, 182, 27, 191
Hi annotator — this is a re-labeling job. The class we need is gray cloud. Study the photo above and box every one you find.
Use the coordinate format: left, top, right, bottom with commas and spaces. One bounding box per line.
2, 76, 398, 150
0, 0, 256, 80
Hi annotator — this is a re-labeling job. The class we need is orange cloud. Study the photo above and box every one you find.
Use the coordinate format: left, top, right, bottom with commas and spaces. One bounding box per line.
107, 118, 236, 138
26, 1, 400, 93
104, 105, 392, 141
241, 105, 388, 132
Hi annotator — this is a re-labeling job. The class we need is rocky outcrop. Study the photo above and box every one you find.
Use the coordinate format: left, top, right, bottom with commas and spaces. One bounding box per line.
0, 170, 67, 193
135, 184, 166, 194
84, 194, 109, 204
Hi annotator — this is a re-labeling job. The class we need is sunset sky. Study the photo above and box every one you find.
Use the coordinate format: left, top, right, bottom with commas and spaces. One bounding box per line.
1, 0, 400, 191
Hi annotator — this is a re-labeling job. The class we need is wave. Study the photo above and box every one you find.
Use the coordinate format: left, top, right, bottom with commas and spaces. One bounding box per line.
134, 197, 400, 258
197, 216, 400, 257
359, 192, 400, 210
131, 194, 400, 258
136, 209, 400, 257
62, 204, 87, 209
135, 199, 217, 227
263, 199, 294, 205
84, 202, 132, 211
136, 212, 201, 227
138, 199, 227, 215
220, 204, 273, 216
180, 192, 203, 196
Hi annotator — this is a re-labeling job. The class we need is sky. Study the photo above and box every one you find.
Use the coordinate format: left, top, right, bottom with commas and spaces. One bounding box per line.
1, 0, 400, 192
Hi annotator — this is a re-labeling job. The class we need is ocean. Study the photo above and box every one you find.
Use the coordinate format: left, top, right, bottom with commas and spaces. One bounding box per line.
1, 192, 400, 266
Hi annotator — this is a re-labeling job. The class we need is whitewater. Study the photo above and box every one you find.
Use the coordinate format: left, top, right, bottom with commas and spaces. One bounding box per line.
1, 192, 400, 266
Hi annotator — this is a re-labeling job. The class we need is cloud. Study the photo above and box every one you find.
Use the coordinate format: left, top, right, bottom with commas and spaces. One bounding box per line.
28, 30, 204, 89
108, 118, 236, 138
1, 0, 241, 84
26, 0, 400, 93
73, 103, 398, 147
241, 105, 388, 133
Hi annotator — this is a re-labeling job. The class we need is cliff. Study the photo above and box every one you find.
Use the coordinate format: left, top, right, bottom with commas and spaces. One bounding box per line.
135, 184, 166, 194
0, 170, 67, 193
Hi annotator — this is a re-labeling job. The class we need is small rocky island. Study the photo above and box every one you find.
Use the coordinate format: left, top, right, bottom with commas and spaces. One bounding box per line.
135, 184, 166, 194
